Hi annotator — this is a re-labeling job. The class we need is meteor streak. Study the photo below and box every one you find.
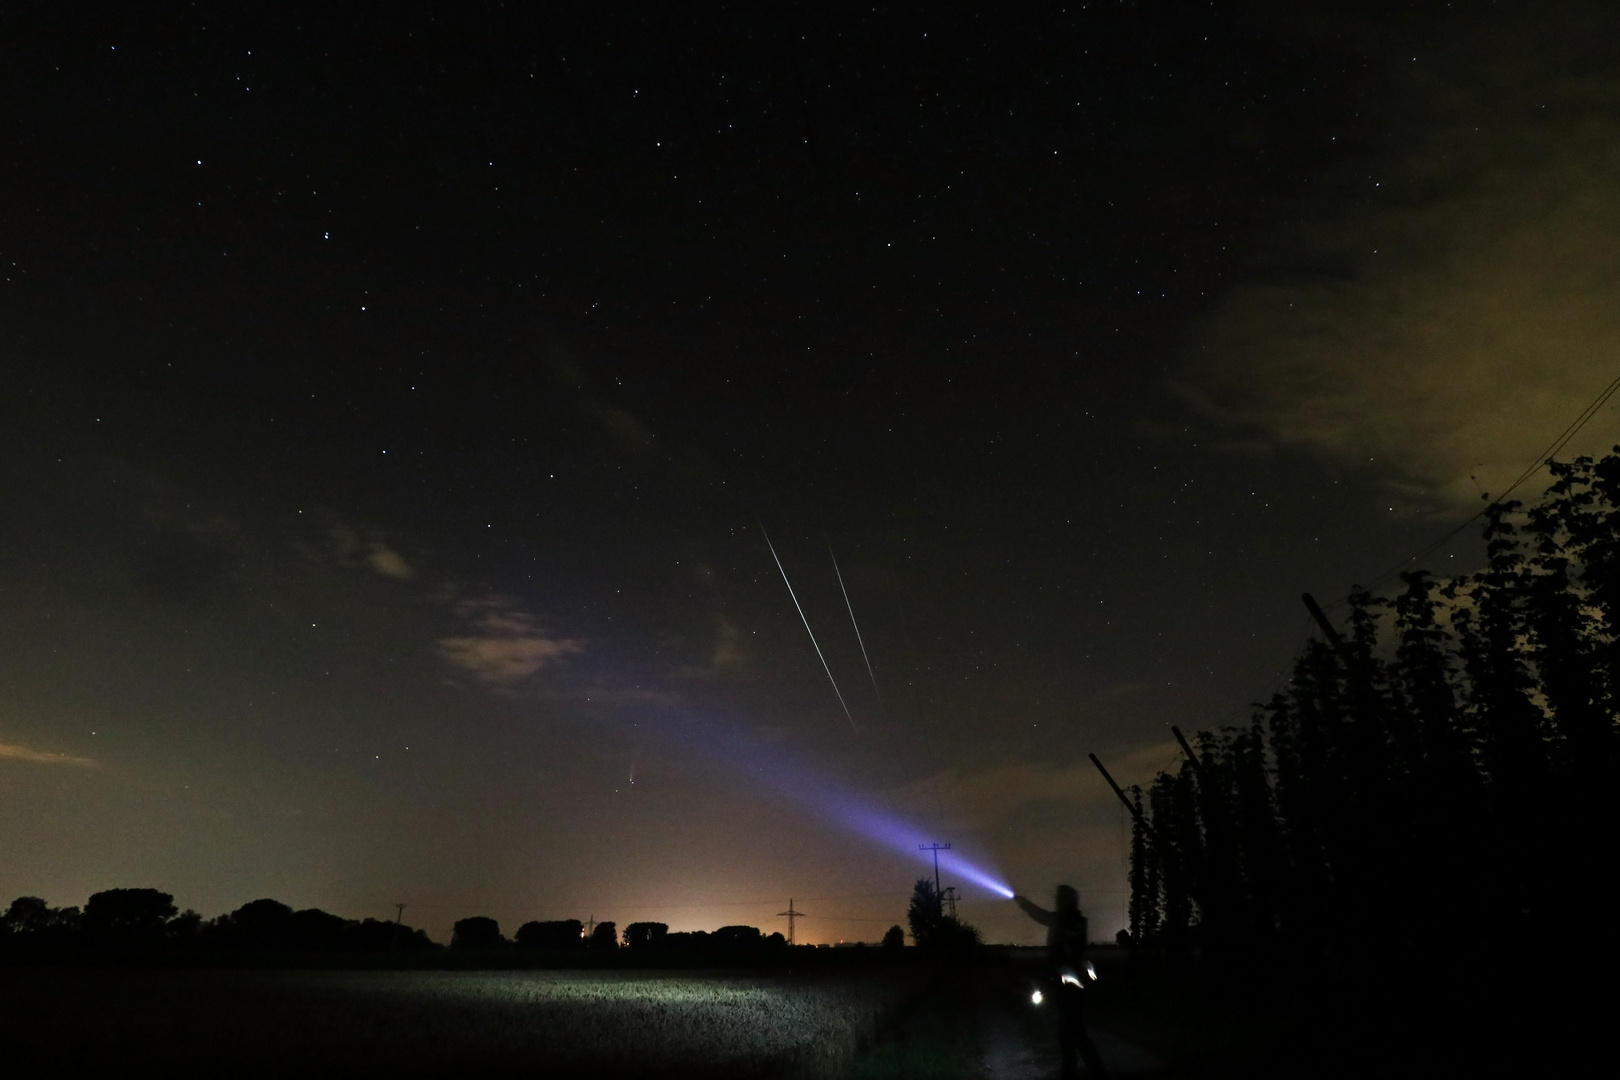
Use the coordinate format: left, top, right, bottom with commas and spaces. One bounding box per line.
762, 526, 856, 730
826, 537, 881, 706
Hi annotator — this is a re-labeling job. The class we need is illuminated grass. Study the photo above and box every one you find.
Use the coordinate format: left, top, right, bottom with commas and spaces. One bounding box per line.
0, 968, 920, 1077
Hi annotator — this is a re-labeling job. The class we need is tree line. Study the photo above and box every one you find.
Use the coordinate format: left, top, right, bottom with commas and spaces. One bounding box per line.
447, 916, 795, 952
1122, 452, 1620, 968
0, 888, 434, 953
2, 884, 968, 956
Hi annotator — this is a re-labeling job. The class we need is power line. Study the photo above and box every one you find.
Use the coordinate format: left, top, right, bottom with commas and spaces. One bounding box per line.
1344, 368, 1620, 601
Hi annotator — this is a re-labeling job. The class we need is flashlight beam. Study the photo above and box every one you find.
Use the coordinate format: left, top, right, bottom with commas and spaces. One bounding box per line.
763, 526, 856, 730
826, 537, 881, 705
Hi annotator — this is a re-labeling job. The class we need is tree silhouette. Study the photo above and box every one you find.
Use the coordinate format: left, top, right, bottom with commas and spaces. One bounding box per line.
623, 921, 668, 949
882, 924, 905, 949
515, 919, 584, 949
712, 925, 763, 948
1122, 450, 1620, 970
1, 896, 81, 943
906, 878, 942, 945
82, 888, 177, 944
215, 899, 295, 946
589, 920, 618, 950
906, 878, 979, 949
451, 916, 506, 950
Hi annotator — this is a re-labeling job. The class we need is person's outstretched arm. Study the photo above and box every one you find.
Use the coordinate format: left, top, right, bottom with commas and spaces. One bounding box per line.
1013, 894, 1055, 926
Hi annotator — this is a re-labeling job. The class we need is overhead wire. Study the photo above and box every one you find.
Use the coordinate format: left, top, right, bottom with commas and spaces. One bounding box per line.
1334, 368, 1620, 606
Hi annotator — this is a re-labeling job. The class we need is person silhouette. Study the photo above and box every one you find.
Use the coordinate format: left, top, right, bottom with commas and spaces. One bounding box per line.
1015, 885, 1109, 1079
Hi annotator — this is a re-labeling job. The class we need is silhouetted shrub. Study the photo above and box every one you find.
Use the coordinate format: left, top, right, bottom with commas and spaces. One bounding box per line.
664, 930, 710, 949
711, 925, 762, 948
451, 916, 506, 950
623, 921, 668, 949
514, 919, 584, 950
589, 920, 618, 950
214, 899, 296, 946
83, 888, 178, 944
2, 896, 82, 941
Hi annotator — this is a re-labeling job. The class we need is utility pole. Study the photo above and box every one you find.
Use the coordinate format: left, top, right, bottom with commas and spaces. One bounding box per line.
393, 903, 407, 924
919, 842, 951, 897
585, 914, 596, 940
1302, 592, 1353, 661
1171, 725, 1200, 771
942, 886, 958, 921
778, 899, 806, 945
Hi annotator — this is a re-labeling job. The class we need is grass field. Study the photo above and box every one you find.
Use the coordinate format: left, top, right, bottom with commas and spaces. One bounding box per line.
0, 967, 923, 1077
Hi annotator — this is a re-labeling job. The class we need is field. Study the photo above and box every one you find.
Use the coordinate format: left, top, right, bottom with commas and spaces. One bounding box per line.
0, 967, 924, 1078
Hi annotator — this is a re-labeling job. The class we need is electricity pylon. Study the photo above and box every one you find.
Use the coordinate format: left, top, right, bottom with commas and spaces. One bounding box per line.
778, 899, 806, 945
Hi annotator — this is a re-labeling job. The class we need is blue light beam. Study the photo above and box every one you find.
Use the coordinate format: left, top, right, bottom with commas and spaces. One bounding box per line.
630, 701, 1014, 899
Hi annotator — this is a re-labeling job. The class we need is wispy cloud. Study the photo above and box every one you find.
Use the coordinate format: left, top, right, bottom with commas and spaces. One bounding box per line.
363, 541, 416, 580
0, 741, 97, 768
319, 524, 418, 580
436, 596, 583, 686
894, 740, 1180, 829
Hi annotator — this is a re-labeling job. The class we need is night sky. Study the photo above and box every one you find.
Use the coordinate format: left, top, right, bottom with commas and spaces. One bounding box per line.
5, 1, 1620, 945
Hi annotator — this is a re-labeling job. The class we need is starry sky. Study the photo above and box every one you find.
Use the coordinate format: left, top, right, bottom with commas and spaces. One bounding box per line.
5, 1, 1620, 945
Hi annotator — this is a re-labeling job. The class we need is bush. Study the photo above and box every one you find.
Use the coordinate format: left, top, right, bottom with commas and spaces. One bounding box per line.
451, 916, 507, 951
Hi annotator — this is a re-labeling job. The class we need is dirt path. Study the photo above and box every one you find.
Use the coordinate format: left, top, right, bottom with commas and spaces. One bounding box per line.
977, 987, 1170, 1079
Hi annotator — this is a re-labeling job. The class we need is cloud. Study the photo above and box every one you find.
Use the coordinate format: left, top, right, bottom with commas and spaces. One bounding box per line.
0, 741, 97, 768
895, 739, 1180, 829
584, 400, 658, 456
710, 615, 744, 669
1181, 9, 1620, 507
317, 524, 417, 580
364, 542, 416, 580
435, 596, 582, 686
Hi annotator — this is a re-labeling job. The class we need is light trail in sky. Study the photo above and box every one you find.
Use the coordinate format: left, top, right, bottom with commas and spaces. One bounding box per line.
762, 525, 856, 730
826, 537, 881, 707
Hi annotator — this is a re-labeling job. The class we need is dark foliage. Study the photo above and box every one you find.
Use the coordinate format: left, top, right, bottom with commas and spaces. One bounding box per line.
882, 924, 906, 949
906, 878, 942, 945
514, 919, 584, 950
711, 925, 762, 947
212, 899, 295, 945
82, 888, 179, 944
201, 899, 435, 952
905, 878, 980, 949
589, 920, 618, 950
1125, 452, 1620, 970
1, 897, 81, 942
451, 916, 507, 951
621, 921, 668, 948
